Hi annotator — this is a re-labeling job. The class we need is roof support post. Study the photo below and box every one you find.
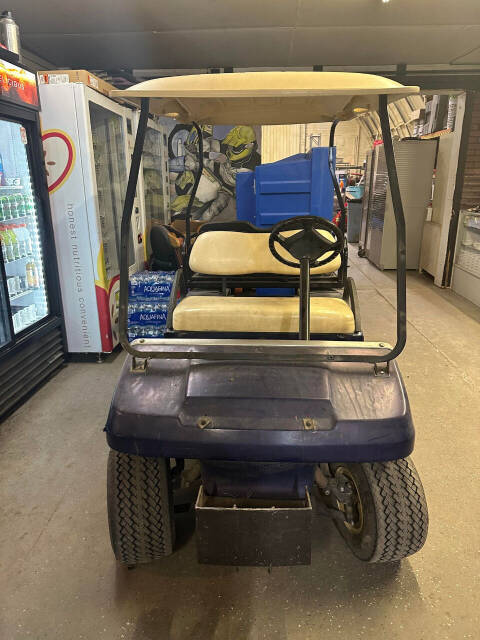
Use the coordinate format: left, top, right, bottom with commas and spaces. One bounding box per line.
328, 119, 348, 285
119, 97, 150, 350
378, 94, 407, 359
184, 121, 204, 282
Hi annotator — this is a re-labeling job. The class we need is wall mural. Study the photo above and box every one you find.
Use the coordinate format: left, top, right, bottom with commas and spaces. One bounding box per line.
167, 124, 261, 223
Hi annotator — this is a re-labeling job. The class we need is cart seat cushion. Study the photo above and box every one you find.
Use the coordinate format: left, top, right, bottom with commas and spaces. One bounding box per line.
189, 230, 341, 276
173, 296, 355, 334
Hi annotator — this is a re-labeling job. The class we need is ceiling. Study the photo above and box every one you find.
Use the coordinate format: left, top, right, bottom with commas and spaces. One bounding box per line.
13, 0, 480, 70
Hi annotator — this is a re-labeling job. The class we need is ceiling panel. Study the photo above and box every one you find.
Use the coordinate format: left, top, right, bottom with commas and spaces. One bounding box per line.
13, 0, 480, 34
23, 29, 293, 69
290, 25, 480, 66
12, 0, 299, 33
299, 0, 480, 27
11, 0, 480, 70
452, 47, 480, 65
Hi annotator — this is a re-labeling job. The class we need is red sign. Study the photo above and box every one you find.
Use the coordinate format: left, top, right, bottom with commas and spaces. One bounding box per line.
41, 129, 76, 193
0, 58, 39, 109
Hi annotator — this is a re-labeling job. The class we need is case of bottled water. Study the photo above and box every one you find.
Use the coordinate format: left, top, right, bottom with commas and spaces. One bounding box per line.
127, 271, 175, 341
128, 271, 175, 300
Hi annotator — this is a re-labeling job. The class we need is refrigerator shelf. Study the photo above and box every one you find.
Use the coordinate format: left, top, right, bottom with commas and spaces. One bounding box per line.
3, 254, 34, 265
464, 221, 480, 232
0, 185, 25, 191
13, 315, 40, 334
10, 289, 35, 301
455, 248, 480, 279
0, 213, 34, 223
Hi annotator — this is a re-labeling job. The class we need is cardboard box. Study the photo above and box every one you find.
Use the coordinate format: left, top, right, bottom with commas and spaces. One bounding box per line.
37, 70, 116, 98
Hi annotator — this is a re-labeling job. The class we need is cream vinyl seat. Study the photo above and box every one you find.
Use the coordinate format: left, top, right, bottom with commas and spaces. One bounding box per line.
189, 230, 341, 276
173, 295, 355, 334
172, 230, 355, 335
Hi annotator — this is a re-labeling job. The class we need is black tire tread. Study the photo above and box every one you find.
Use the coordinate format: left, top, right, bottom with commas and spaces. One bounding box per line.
107, 451, 174, 564
363, 457, 428, 563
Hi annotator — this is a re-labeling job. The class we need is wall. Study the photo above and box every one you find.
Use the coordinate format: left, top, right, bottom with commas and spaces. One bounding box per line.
261, 125, 306, 164
306, 121, 372, 166
262, 120, 372, 166
21, 47, 57, 71
460, 92, 480, 209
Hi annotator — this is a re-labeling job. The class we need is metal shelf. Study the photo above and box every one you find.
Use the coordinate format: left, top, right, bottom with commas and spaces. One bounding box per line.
0, 213, 33, 223
2, 254, 35, 266
456, 248, 480, 279
464, 223, 480, 233
9, 289, 35, 301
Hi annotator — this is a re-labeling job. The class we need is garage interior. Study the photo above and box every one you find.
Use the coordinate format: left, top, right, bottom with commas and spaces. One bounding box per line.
0, 2, 479, 639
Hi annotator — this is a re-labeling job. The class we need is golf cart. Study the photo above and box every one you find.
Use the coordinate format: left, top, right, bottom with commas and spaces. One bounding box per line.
106, 72, 428, 566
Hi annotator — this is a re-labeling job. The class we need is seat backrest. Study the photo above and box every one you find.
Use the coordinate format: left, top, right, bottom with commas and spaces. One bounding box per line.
200, 220, 269, 234
150, 225, 181, 270
189, 230, 341, 276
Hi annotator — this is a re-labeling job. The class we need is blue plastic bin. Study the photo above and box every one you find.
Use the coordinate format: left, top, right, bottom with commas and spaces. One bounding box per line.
236, 147, 336, 228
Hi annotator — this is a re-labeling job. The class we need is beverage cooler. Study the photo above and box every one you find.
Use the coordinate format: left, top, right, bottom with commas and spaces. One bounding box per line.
132, 112, 171, 262
0, 52, 64, 419
38, 81, 142, 354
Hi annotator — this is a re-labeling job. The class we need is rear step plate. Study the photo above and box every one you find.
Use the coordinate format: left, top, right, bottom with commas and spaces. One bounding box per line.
195, 486, 312, 566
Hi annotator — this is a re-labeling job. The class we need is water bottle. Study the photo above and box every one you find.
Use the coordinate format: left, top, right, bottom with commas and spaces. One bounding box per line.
7, 225, 20, 259
24, 224, 32, 255
14, 224, 27, 256
15, 194, 26, 216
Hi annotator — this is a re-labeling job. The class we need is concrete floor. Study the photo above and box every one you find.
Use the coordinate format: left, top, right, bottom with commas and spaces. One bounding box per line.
1, 251, 479, 640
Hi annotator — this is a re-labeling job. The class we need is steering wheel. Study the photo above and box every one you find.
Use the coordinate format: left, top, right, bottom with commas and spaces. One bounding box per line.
268, 215, 344, 268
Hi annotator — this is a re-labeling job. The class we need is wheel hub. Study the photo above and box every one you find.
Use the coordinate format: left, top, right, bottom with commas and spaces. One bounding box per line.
334, 467, 364, 534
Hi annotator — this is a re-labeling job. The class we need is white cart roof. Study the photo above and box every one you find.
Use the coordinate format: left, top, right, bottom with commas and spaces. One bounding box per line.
111, 71, 419, 125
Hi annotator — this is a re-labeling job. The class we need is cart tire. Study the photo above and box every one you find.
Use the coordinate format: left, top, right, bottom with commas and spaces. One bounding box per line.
107, 450, 175, 565
330, 457, 428, 563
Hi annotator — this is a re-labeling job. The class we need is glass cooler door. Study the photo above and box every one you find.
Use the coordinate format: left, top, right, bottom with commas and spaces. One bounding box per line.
455, 212, 480, 279
143, 125, 169, 256
0, 266, 13, 348
0, 118, 49, 335
89, 101, 135, 280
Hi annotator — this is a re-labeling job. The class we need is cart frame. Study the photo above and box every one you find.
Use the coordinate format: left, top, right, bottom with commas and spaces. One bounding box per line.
117, 89, 406, 367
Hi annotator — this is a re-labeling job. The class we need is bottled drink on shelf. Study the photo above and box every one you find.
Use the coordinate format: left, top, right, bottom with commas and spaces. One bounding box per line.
0, 152, 4, 186
7, 225, 20, 259
1, 225, 17, 260
0, 195, 11, 220
7, 195, 18, 218
13, 223, 28, 256
24, 194, 35, 214
14, 193, 26, 216
23, 224, 32, 254
0, 225, 11, 261
19, 224, 32, 256
10, 224, 21, 256
26, 261, 39, 288
7, 275, 17, 296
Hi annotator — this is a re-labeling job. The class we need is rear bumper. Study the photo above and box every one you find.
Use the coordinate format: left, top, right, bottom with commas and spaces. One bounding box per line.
107, 419, 413, 462
106, 348, 414, 463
